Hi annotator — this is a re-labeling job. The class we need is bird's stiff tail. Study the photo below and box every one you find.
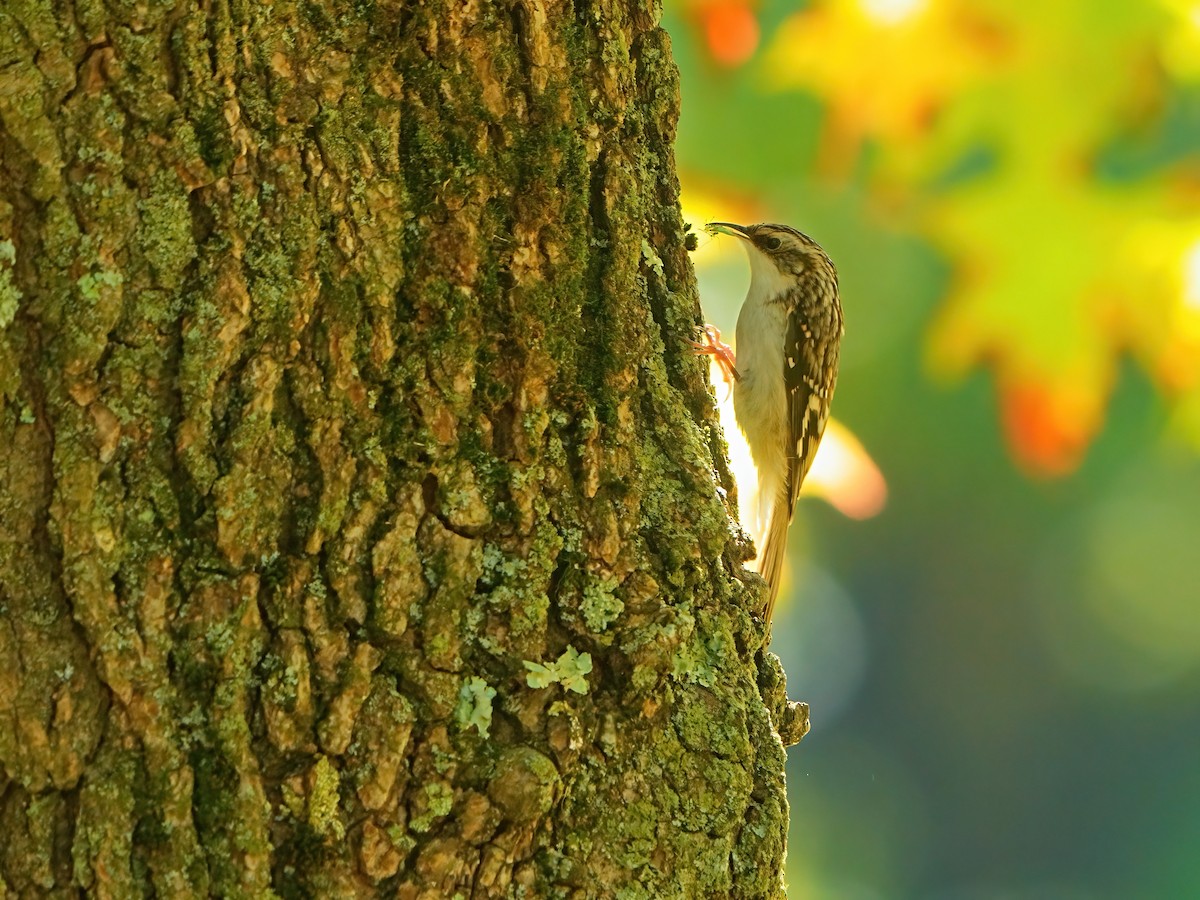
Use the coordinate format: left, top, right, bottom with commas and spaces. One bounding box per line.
757, 498, 791, 636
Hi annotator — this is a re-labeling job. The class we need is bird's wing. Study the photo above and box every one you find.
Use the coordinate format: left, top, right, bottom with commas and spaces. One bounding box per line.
782, 304, 834, 520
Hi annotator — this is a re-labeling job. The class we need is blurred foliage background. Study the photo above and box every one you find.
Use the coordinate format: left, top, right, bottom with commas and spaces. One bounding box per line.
662, 0, 1200, 897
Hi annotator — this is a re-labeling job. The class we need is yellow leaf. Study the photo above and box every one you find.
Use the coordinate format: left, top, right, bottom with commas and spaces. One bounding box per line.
761, 0, 1011, 174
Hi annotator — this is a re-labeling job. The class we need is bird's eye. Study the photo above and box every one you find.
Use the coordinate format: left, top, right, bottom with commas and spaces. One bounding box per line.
763, 236, 782, 250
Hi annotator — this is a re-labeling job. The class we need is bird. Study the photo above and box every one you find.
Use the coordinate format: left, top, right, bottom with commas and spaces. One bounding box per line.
693, 222, 843, 634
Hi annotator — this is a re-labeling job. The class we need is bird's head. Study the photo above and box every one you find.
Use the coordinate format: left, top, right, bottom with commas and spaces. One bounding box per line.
705, 221, 838, 302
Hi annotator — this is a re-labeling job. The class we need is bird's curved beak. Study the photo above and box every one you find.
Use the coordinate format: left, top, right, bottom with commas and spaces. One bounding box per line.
705, 222, 751, 240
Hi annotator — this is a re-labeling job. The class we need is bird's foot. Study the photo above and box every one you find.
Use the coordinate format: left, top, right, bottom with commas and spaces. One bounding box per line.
689, 324, 740, 388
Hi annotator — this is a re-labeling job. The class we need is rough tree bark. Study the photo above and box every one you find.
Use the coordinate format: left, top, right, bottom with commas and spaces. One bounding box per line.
0, 0, 807, 896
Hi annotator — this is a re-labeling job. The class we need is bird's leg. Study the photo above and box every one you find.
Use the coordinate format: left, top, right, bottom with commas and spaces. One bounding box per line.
689, 324, 740, 388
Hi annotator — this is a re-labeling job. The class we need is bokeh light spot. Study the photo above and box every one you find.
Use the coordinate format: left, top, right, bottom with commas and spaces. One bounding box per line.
860, 0, 927, 26
1086, 486, 1200, 671
702, 1, 760, 68
1034, 465, 1200, 693
805, 419, 888, 519
773, 561, 868, 725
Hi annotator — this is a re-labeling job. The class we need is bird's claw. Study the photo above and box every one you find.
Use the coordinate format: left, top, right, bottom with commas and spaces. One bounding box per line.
688, 324, 740, 388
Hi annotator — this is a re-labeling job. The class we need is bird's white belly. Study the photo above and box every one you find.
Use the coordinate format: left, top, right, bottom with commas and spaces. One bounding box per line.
734, 296, 788, 522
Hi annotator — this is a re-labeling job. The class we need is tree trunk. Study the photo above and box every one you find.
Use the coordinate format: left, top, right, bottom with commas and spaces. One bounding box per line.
0, 0, 805, 896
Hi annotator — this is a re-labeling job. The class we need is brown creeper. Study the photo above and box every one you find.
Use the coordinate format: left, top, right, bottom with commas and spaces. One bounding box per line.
698, 222, 843, 631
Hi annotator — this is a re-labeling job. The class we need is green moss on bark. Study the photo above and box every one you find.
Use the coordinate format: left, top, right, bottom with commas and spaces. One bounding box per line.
0, 0, 799, 895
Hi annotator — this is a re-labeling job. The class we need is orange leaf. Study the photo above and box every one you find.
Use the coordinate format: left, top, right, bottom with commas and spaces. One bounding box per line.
700, 1, 760, 68
1000, 380, 1104, 477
